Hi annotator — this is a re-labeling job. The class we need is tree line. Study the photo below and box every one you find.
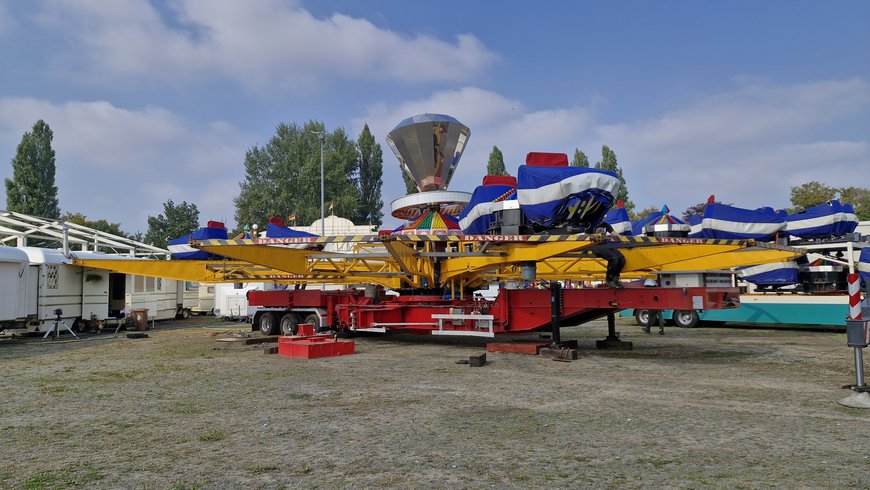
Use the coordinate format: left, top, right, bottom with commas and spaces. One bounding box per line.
3, 119, 384, 248
4, 119, 868, 249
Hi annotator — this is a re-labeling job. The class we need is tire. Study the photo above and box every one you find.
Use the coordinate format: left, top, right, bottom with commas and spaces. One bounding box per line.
634, 309, 650, 327
258, 312, 278, 335
181, 309, 190, 320
672, 310, 700, 329
303, 313, 321, 332
279, 313, 300, 336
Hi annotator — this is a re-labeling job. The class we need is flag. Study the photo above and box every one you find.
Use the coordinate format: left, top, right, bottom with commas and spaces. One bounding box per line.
288, 214, 296, 222
328, 202, 335, 214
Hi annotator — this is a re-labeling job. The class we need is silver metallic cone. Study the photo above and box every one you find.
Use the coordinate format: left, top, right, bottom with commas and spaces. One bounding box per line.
386, 114, 470, 192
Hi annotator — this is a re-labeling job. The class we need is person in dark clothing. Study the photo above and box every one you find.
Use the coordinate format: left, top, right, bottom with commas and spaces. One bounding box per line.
589, 221, 626, 288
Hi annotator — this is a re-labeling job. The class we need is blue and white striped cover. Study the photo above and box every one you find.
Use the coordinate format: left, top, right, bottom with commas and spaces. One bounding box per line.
458, 184, 516, 234
686, 214, 703, 238
694, 203, 786, 240
630, 212, 688, 236
785, 200, 858, 239
603, 206, 632, 235
737, 261, 800, 286
168, 226, 228, 260
859, 248, 870, 286
516, 166, 620, 228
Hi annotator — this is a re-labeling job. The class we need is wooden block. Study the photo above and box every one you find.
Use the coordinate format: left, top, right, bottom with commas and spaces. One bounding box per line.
243, 336, 279, 345
539, 348, 577, 360
486, 340, 550, 355
263, 346, 278, 355
469, 353, 487, 367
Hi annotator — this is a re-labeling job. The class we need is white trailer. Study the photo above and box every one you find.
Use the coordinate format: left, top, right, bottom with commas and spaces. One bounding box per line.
181, 282, 215, 316
0, 248, 186, 332
0, 247, 30, 328
213, 282, 275, 320
14, 247, 96, 331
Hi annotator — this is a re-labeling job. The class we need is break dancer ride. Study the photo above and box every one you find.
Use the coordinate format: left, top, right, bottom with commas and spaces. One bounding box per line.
72, 114, 805, 347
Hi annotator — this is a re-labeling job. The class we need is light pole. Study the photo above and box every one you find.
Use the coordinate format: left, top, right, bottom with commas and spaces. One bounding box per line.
310, 130, 326, 236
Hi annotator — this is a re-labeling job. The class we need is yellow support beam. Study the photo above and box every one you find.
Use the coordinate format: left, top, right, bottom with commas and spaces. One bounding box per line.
72, 258, 281, 283
194, 243, 310, 273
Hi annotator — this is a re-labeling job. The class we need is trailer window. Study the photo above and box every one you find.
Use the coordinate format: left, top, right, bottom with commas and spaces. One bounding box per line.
134, 275, 145, 292
145, 276, 155, 292
156, 277, 162, 290
45, 265, 59, 289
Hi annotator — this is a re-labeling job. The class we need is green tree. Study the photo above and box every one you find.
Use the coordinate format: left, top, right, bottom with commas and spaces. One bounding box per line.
401, 168, 418, 194
144, 199, 200, 248
356, 124, 384, 226
62, 212, 126, 237
789, 181, 837, 211
486, 146, 508, 176
631, 206, 660, 222
234, 121, 360, 233
838, 186, 870, 220
595, 145, 634, 216
571, 148, 589, 168
681, 199, 731, 221
5, 120, 61, 218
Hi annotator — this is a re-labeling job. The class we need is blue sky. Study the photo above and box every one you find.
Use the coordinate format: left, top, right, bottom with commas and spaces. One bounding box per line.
1, 0, 868, 234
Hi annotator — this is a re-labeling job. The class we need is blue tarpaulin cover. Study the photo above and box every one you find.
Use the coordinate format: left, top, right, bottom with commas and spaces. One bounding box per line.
785, 200, 858, 239
458, 184, 516, 234
168, 225, 228, 260
686, 214, 703, 237
264, 223, 318, 239
859, 248, 870, 286
516, 165, 620, 229
737, 261, 800, 286
690, 203, 786, 240
603, 205, 632, 235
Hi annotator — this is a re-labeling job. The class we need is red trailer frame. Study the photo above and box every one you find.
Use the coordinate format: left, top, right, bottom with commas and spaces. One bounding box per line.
248, 284, 739, 337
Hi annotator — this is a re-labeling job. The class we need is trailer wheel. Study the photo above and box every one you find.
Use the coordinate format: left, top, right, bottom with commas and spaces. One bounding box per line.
634, 309, 650, 327
181, 309, 190, 320
673, 310, 700, 328
304, 313, 321, 332
279, 314, 300, 336
258, 312, 278, 335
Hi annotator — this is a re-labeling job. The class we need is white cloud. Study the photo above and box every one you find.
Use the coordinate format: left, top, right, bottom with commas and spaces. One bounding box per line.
0, 97, 251, 233
359, 79, 870, 226
593, 78, 870, 212
36, 0, 498, 92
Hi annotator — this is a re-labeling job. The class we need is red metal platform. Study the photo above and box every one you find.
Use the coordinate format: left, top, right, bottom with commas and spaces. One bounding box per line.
277, 335, 355, 359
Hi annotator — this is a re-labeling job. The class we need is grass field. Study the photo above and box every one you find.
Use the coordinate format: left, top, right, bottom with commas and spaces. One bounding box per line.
1, 317, 868, 489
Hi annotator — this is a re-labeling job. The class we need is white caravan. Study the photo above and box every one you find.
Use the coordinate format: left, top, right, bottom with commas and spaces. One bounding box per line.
0, 247, 30, 327
1, 247, 186, 332
182, 282, 215, 316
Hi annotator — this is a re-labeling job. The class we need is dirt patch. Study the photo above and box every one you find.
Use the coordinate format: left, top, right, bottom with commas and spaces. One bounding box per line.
1, 318, 868, 488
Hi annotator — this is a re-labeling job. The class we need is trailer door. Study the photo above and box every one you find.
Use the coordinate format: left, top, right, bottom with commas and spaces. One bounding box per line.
82, 269, 110, 320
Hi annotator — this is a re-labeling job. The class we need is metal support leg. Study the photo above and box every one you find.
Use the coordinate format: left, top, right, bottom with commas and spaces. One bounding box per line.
596, 312, 632, 350
550, 282, 562, 347
839, 319, 870, 408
